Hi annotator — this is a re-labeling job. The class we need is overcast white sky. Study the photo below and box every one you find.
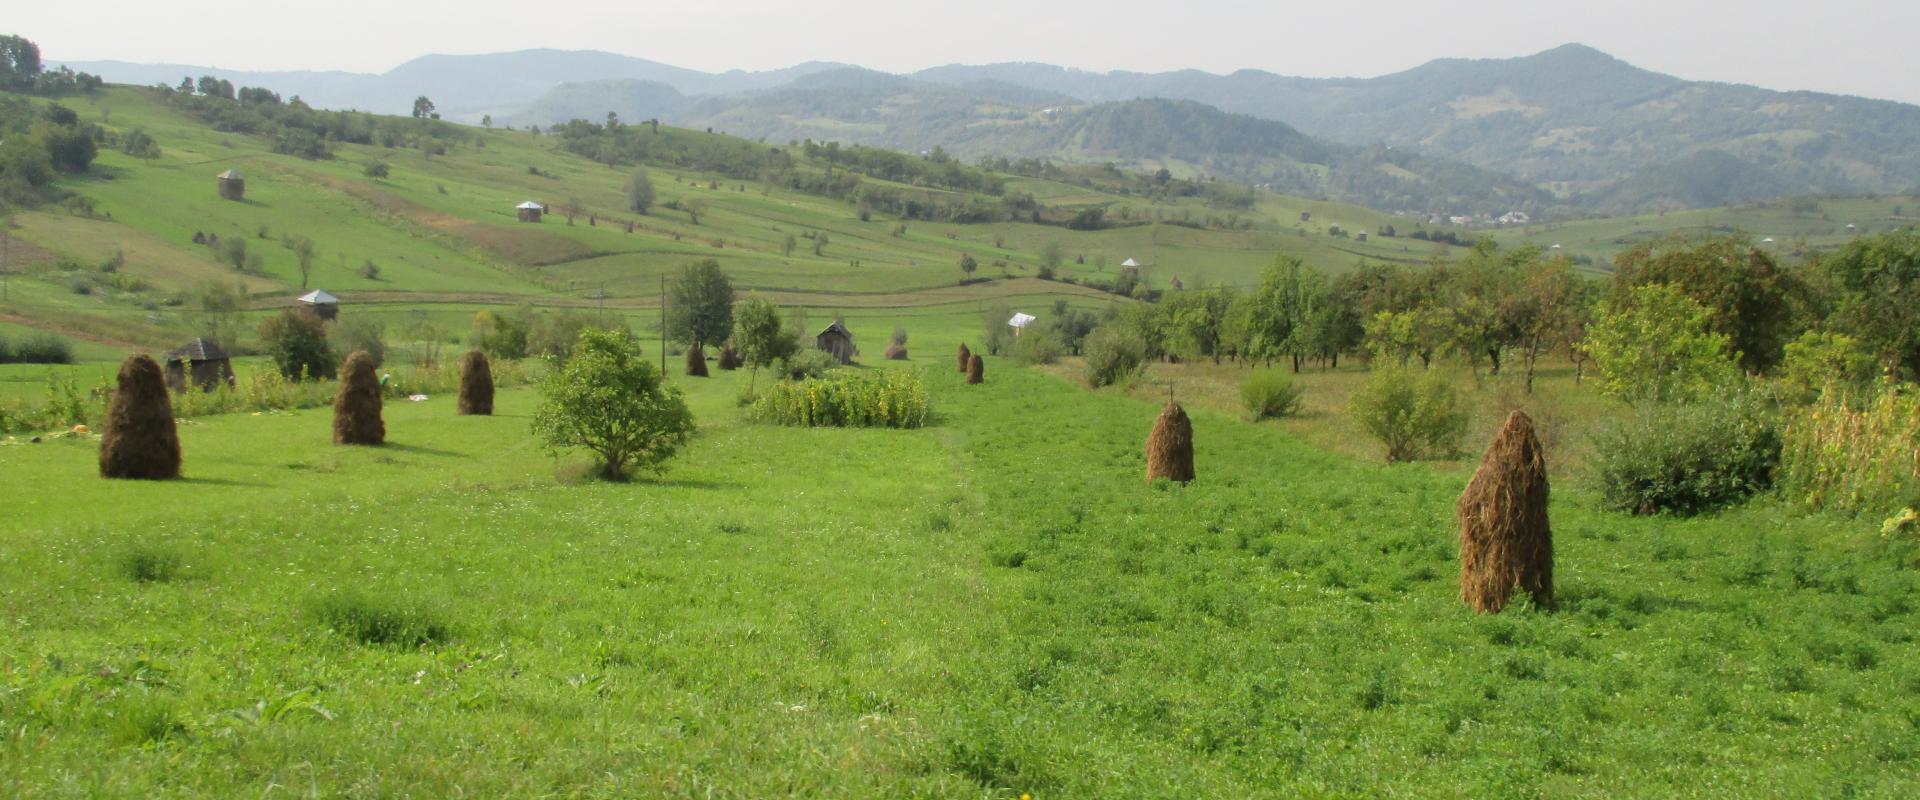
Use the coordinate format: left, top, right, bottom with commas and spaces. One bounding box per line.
18, 0, 1920, 103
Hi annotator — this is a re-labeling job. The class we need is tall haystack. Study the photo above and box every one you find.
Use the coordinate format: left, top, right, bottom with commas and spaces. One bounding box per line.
957, 343, 972, 373
458, 349, 494, 416
332, 351, 385, 445
717, 345, 742, 370
1145, 401, 1195, 484
99, 354, 181, 480
966, 353, 984, 385
1457, 410, 1553, 613
685, 343, 709, 377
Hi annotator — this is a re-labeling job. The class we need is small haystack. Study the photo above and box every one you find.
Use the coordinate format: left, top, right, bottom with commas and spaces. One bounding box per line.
216, 169, 245, 201
458, 350, 494, 416
685, 343, 709, 377
1457, 410, 1553, 613
1145, 401, 1195, 484
885, 343, 908, 360
717, 345, 742, 370
957, 342, 972, 373
332, 351, 385, 445
966, 353, 984, 385
98, 354, 181, 480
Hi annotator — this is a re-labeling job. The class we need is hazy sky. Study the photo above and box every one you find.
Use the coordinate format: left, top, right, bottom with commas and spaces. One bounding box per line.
20, 0, 1920, 104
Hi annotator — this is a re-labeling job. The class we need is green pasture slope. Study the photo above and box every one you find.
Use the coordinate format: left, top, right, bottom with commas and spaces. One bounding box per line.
2, 359, 1916, 797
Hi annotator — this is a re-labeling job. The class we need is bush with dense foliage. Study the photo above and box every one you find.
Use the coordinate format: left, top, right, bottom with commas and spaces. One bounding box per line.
257, 309, 337, 380
1239, 369, 1304, 421
0, 331, 74, 364
1082, 325, 1147, 388
1779, 382, 1920, 516
1777, 331, 1878, 405
1348, 368, 1467, 462
750, 369, 930, 429
532, 329, 694, 480
1591, 389, 1782, 516
773, 348, 841, 381
1011, 330, 1064, 365
1584, 283, 1739, 405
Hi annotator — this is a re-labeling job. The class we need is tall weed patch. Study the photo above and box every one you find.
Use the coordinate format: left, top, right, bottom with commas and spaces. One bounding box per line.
1780, 383, 1920, 516
751, 369, 930, 428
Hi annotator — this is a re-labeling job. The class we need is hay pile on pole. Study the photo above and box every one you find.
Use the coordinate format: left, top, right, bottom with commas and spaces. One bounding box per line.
957, 343, 972, 373
885, 343, 908, 360
1457, 410, 1553, 613
458, 349, 494, 416
1145, 400, 1195, 484
718, 345, 742, 370
966, 353, 984, 385
98, 354, 181, 480
685, 343, 709, 377
332, 351, 385, 445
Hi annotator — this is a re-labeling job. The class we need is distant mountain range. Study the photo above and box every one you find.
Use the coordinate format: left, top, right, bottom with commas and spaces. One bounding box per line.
64, 44, 1920, 217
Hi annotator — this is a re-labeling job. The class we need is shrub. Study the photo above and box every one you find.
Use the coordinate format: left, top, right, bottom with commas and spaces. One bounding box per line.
750, 369, 930, 429
1779, 382, 1920, 516
1145, 401, 1194, 483
1082, 326, 1146, 388
1458, 411, 1553, 613
1777, 331, 1877, 405
1349, 369, 1468, 462
98, 354, 181, 480
532, 329, 694, 480
775, 348, 840, 380
457, 350, 494, 415
1584, 284, 1739, 405
1591, 389, 1782, 515
332, 351, 385, 445
1011, 331, 1064, 365
1240, 369, 1304, 421
0, 332, 75, 364
259, 309, 337, 380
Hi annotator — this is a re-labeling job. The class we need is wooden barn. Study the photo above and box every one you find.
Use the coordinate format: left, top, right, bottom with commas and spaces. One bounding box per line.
217, 169, 245, 201
298, 289, 340, 321
516, 201, 544, 222
163, 337, 235, 393
815, 320, 856, 365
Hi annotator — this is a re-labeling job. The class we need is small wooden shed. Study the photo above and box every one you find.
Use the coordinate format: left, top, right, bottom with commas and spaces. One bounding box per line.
163, 337, 236, 393
217, 169, 245, 201
815, 320, 856, 365
298, 289, 340, 321
516, 201, 544, 223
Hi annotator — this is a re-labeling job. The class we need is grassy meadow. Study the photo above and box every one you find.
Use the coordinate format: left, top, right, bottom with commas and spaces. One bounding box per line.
3, 352, 1917, 797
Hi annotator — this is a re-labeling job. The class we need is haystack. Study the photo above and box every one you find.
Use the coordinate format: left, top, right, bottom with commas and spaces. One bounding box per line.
685, 343, 709, 377
717, 345, 742, 370
98, 354, 181, 480
1457, 410, 1553, 613
884, 344, 908, 360
957, 343, 972, 373
458, 350, 494, 416
966, 353, 984, 385
1145, 401, 1195, 484
332, 351, 385, 445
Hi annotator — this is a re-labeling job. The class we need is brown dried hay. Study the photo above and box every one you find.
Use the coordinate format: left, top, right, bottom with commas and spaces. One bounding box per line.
717, 345, 742, 370
1457, 410, 1554, 613
457, 349, 494, 416
685, 343, 709, 377
1145, 401, 1195, 484
957, 342, 972, 373
332, 351, 386, 445
98, 354, 181, 480
966, 353, 984, 385
884, 344, 908, 360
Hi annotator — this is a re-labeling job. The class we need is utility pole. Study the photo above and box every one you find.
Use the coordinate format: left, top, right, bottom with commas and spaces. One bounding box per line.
1, 208, 10, 303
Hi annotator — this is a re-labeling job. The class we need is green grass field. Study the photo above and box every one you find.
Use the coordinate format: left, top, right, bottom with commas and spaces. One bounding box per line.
3, 354, 1915, 797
